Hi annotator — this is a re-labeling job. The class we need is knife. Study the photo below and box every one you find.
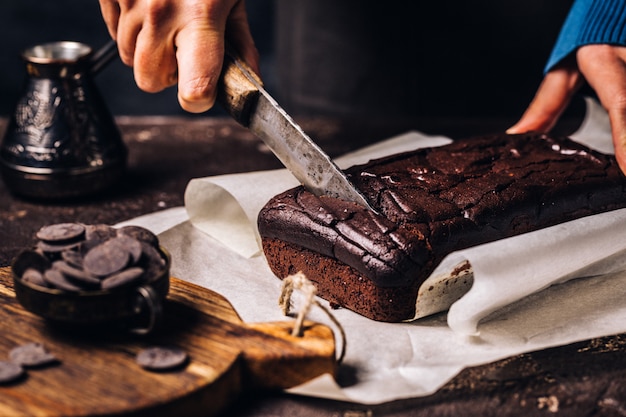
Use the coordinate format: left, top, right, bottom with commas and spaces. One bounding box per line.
217, 51, 374, 211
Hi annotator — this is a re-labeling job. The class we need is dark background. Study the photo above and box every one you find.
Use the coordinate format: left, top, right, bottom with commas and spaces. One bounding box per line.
0, 0, 575, 121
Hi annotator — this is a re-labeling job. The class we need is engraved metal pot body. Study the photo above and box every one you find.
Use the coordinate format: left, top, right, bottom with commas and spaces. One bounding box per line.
0, 41, 126, 199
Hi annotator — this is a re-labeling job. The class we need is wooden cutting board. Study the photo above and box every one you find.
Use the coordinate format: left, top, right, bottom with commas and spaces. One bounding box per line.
0, 267, 336, 416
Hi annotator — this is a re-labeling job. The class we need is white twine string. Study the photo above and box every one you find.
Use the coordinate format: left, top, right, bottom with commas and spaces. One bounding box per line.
278, 272, 347, 364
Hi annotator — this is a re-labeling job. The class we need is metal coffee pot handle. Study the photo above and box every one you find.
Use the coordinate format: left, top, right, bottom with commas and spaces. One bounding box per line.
89, 40, 118, 75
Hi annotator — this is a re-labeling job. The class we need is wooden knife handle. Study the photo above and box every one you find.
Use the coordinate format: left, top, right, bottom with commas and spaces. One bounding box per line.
217, 50, 263, 127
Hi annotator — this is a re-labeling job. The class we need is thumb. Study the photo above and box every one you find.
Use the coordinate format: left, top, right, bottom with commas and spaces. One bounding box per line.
175, 23, 224, 113
507, 66, 582, 134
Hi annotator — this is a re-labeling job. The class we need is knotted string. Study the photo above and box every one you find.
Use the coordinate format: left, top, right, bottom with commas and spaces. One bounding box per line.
279, 272, 347, 364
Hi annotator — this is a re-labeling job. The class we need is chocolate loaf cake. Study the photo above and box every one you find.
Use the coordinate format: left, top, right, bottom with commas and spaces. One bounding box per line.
258, 133, 626, 322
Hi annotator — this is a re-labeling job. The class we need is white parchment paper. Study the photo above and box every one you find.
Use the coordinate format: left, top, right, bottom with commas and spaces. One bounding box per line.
118, 97, 626, 404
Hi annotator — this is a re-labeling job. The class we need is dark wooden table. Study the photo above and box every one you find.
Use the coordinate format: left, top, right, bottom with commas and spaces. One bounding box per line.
1, 115, 625, 416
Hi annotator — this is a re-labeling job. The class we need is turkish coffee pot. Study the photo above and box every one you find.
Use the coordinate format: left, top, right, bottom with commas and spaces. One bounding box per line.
0, 40, 126, 200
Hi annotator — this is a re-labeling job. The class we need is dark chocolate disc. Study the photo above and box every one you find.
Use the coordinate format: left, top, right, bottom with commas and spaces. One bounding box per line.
9, 343, 58, 368
83, 240, 130, 277
101, 267, 144, 290
43, 269, 83, 292
109, 236, 142, 265
36, 223, 85, 244
136, 346, 188, 371
21, 268, 48, 288
61, 249, 84, 269
37, 240, 81, 254
117, 225, 159, 247
84, 223, 118, 242
52, 261, 101, 288
0, 361, 24, 384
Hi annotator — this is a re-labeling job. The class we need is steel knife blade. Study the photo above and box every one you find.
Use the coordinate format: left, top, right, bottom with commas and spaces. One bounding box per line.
217, 52, 374, 211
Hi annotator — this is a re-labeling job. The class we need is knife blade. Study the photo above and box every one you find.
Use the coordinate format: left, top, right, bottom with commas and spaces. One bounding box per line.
217, 51, 374, 211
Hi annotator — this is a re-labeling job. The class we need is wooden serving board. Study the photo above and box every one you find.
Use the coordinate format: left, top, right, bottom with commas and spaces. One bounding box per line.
0, 267, 336, 416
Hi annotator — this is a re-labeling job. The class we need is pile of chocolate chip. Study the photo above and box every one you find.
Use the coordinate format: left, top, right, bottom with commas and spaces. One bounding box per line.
17, 223, 167, 292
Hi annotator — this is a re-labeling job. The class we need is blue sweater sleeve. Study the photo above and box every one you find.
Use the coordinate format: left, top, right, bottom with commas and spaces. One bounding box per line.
545, 0, 626, 73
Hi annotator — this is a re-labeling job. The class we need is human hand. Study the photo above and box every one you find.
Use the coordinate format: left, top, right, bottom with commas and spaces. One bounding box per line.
508, 45, 626, 175
98, 0, 260, 113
